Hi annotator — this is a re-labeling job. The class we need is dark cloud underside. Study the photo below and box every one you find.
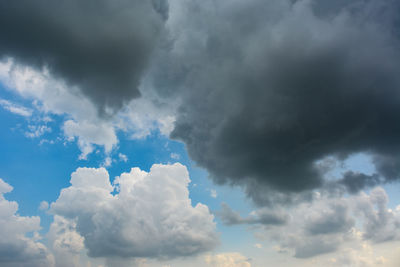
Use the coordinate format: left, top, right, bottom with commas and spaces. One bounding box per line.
0, 0, 168, 113
2, 0, 400, 205
154, 0, 400, 203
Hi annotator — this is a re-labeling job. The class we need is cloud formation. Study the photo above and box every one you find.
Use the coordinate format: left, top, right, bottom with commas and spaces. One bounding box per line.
0, 0, 168, 113
47, 215, 85, 267
0, 59, 120, 158
50, 163, 218, 260
2, 0, 400, 205
237, 187, 400, 259
0, 99, 32, 117
0, 179, 53, 267
0, 57, 177, 160
63, 119, 117, 159
217, 203, 288, 226
148, 0, 400, 203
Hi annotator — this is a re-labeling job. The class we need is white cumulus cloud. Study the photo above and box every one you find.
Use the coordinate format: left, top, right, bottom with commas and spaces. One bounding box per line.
0, 178, 53, 267
63, 120, 117, 160
50, 163, 218, 260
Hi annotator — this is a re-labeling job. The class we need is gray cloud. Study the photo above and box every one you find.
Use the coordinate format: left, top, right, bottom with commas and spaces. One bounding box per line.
3, 0, 400, 205
242, 187, 400, 259
293, 239, 339, 259
266, 196, 355, 259
336, 171, 382, 194
146, 0, 400, 203
217, 203, 288, 226
304, 202, 354, 235
0, 0, 167, 114
356, 187, 400, 243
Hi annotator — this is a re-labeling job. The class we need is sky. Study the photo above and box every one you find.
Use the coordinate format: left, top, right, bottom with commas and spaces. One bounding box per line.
0, 0, 400, 266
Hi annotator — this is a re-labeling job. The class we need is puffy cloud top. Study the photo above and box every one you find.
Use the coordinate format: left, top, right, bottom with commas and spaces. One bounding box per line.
51, 163, 218, 259
0, 179, 53, 267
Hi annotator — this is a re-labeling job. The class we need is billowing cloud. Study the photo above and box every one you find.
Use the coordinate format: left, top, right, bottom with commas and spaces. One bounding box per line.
4, 0, 400, 202
0, 0, 168, 114
1, 0, 400, 207
47, 215, 85, 267
146, 0, 400, 203
356, 187, 400, 243
0, 178, 53, 267
238, 187, 400, 259
50, 163, 218, 260
63, 119, 117, 159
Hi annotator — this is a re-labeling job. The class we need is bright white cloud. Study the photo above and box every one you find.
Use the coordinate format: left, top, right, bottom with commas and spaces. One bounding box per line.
0, 59, 118, 158
0, 98, 32, 117
101, 157, 112, 168
25, 125, 52, 138
118, 153, 128, 162
50, 163, 218, 260
170, 153, 180, 160
0, 59, 176, 160
117, 94, 176, 140
63, 120, 117, 159
0, 59, 96, 120
0, 178, 54, 267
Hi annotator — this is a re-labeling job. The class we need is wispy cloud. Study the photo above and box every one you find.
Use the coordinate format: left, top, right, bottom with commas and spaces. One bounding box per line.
25, 125, 51, 138
0, 99, 32, 117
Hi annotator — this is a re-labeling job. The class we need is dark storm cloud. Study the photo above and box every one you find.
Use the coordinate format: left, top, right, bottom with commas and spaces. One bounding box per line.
336, 171, 382, 194
146, 0, 400, 204
3, 0, 400, 205
0, 0, 168, 114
